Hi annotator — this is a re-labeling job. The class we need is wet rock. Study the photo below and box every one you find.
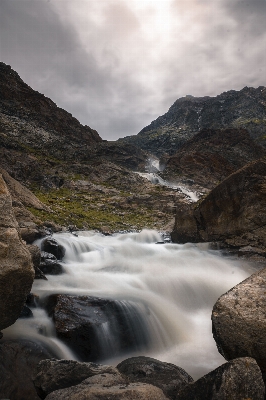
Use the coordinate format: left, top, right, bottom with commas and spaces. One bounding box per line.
19, 305, 33, 318
45, 378, 168, 400
39, 259, 63, 275
176, 357, 265, 400
27, 244, 49, 280
41, 238, 66, 260
26, 292, 39, 308
39, 251, 63, 275
34, 359, 120, 399
171, 160, 266, 250
0, 175, 35, 331
117, 356, 193, 400
0, 339, 54, 400
44, 294, 150, 361
212, 267, 266, 380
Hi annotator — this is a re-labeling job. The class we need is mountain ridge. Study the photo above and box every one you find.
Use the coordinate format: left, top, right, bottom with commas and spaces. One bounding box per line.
118, 86, 266, 157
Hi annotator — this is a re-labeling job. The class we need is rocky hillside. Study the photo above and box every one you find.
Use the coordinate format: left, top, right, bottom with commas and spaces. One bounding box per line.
163, 128, 266, 188
0, 62, 192, 232
119, 87, 266, 157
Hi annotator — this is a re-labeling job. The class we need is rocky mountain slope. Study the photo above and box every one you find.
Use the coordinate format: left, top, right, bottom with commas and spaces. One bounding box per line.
0, 62, 191, 232
119, 86, 266, 157
163, 127, 266, 188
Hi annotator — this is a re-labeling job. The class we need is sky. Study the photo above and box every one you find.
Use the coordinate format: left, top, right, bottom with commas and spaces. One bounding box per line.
1, 0, 266, 140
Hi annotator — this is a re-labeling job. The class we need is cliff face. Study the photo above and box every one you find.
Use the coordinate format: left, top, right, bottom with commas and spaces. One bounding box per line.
119, 87, 266, 157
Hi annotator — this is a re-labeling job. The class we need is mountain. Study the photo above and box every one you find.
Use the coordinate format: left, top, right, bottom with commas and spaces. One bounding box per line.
118, 87, 266, 157
0, 62, 188, 232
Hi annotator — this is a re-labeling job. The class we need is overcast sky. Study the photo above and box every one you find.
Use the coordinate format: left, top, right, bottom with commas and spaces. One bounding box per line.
1, 0, 266, 140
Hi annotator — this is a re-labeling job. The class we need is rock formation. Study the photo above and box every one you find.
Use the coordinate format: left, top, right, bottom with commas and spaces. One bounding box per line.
116, 356, 193, 399
34, 359, 120, 399
0, 340, 54, 400
44, 294, 150, 361
0, 174, 34, 331
176, 357, 265, 399
171, 160, 266, 250
212, 268, 266, 380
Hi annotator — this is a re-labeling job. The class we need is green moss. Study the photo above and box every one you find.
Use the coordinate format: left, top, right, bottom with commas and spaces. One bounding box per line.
28, 187, 160, 231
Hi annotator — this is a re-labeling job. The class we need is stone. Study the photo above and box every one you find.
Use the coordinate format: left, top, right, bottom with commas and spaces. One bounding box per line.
44, 294, 150, 361
20, 227, 42, 244
0, 339, 54, 400
41, 238, 66, 260
117, 356, 193, 400
212, 267, 266, 380
34, 359, 120, 399
176, 357, 265, 400
45, 379, 168, 400
0, 175, 35, 331
19, 305, 33, 318
39, 259, 63, 275
171, 160, 266, 250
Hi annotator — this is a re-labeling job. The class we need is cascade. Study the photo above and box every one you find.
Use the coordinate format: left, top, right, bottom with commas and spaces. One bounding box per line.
3, 229, 255, 379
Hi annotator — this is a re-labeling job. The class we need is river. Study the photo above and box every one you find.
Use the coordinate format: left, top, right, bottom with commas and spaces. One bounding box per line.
3, 229, 255, 379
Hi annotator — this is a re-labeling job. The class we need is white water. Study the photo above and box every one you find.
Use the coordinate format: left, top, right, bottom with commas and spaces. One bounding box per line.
138, 172, 199, 202
4, 229, 255, 379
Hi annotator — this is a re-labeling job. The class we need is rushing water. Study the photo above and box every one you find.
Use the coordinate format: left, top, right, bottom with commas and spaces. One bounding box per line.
137, 172, 199, 202
3, 229, 255, 379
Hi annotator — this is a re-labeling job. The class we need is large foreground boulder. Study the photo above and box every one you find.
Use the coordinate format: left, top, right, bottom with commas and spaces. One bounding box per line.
176, 357, 264, 399
0, 340, 54, 400
45, 375, 168, 400
117, 356, 193, 400
212, 267, 266, 379
0, 175, 34, 331
44, 294, 150, 361
171, 160, 266, 249
34, 359, 120, 399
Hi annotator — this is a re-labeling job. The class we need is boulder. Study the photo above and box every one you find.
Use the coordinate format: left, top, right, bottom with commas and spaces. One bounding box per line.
117, 356, 193, 400
27, 244, 48, 280
45, 376, 168, 400
176, 357, 265, 400
0, 339, 54, 400
171, 160, 266, 250
34, 359, 120, 399
41, 238, 66, 260
212, 267, 266, 379
44, 294, 149, 361
0, 174, 35, 331
39, 252, 63, 275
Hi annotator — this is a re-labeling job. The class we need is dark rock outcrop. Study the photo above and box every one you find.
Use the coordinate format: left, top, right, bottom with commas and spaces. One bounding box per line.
0, 174, 35, 331
39, 251, 63, 275
117, 356, 193, 400
44, 294, 150, 361
212, 268, 266, 380
34, 359, 120, 399
0, 340, 54, 400
176, 357, 265, 400
164, 128, 265, 188
171, 160, 266, 250
41, 238, 66, 260
119, 86, 266, 157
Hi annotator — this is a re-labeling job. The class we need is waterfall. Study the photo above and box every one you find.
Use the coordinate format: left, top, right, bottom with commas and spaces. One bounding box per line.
3, 229, 256, 379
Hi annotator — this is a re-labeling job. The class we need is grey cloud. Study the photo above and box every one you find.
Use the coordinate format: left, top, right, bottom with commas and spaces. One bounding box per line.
0, 0, 266, 141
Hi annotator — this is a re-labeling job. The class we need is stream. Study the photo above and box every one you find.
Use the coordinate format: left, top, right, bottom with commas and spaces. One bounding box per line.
3, 229, 255, 379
